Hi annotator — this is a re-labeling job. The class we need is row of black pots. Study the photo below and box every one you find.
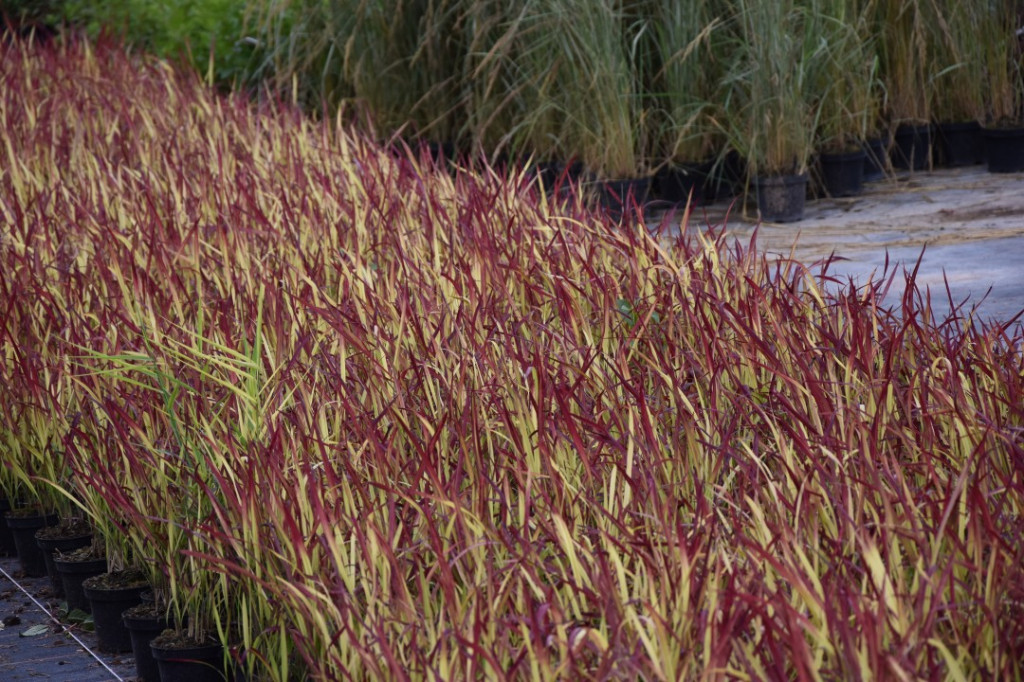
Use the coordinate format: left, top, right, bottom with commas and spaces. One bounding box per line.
4, 510, 58, 576
39, 527, 94, 597
426, 118, 1022, 225
2, 508, 94, 596
84, 575, 226, 682
825, 124, 985, 201
529, 160, 655, 220
531, 151, 748, 216
398, 122, 1021, 225
548, 124, 996, 223
652, 149, 860, 221
889, 122, 1024, 173
1, 508, 228, 682
78, 575, 225, 682
750, 120, 1024, 222
66, 566, 227, 681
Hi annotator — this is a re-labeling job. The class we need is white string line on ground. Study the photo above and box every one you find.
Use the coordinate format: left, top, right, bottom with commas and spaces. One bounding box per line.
0, 564, 126, 682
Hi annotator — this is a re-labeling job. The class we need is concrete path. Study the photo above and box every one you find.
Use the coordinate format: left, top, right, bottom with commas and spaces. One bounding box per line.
657, 165, 1024, 325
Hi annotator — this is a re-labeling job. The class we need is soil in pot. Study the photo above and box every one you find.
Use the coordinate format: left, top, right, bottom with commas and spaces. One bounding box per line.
4, 509, 57, 577
819, 148, 867, 198
937, 121, 983, 167
34, 519, 92, 596
754, 173, 808, 223
983, 125, 1024, 173
892, 123, 932, 171
151, 630, 228, 682
124, 603, 181, 682
54, 545, 108, 612
83, 568, 149, 652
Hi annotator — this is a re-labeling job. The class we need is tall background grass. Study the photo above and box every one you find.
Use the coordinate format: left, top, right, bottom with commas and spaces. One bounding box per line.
8, 0, 1023, 178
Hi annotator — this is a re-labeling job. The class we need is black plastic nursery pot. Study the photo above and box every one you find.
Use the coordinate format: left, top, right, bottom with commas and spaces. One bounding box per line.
654, 159, 716, 206
0, 500, 16, 556
534, 159, 584, 193
123, 605, 176, 682
54, 555, 107, 612
892, 123, 932, 171
754, 173, 808, 223
707, 149, 747, 199
151, 637, 228, 682
424, 140, 460, 176
862, 136, 888, 181
425, 140, 455, 163
83, 573, 149, 652
819, 149, 867, 198
34, 528, 92, 596
982, 126, 1024, 173
4, 511, 57, 576
937, 121, 983, 167
593, 176, 652, 220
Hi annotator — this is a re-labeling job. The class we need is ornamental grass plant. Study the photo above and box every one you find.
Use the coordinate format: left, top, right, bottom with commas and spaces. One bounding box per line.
811, 0, 879, 154
644, 0, 727, 166
929, 0, 988, 125
980, 0, 1024, 126
720, 0, 825, 178
874, 0, 935, 127
460, 0, 568, 164
2, 34, 1023, 681
503, 0, 644, 180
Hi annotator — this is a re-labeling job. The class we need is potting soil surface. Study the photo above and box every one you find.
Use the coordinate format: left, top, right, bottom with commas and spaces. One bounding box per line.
651, 164, 1024, 324
0, 556, 137, 681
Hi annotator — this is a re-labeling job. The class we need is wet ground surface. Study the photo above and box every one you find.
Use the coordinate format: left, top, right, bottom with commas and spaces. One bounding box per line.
656, 164, 1024, 325
0, 556, 137, 681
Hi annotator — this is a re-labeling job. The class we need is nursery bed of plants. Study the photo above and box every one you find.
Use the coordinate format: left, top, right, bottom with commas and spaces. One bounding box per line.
2, 36, 1023, 681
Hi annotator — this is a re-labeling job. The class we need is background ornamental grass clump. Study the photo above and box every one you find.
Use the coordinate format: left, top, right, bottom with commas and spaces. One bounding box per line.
2, 36, 1023, 680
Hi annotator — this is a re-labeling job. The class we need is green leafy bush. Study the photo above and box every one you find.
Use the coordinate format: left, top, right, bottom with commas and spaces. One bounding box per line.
55, 0, 263, 88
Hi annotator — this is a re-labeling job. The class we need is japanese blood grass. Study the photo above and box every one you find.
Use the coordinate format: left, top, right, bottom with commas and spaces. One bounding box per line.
0, 45, 95, 520
2, 34, 1024, 680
